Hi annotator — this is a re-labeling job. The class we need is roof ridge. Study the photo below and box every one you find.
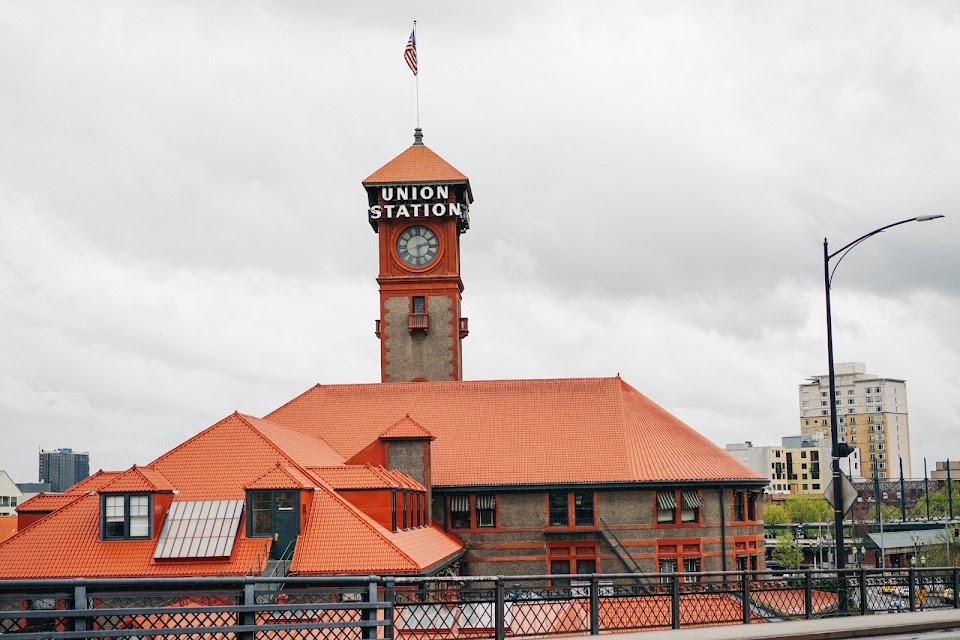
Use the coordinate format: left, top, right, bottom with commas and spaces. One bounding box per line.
239, 415, 332, 488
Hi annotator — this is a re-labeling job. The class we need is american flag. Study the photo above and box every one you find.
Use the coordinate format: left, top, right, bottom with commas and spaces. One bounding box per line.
404, 30, 418, 76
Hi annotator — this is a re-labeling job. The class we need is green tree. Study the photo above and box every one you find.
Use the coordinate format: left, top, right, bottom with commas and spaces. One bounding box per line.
763, 503, 788, 525
784, 495, 832, 523
771, 532, 803, 569
878, 504, 902, 522
908, 484, 960, 520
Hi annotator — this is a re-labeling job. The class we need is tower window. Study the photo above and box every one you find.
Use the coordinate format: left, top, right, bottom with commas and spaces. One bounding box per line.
409, 296, 428, 332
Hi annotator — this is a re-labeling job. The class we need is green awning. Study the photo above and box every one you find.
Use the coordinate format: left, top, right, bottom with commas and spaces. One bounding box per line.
657, 492, 676, 510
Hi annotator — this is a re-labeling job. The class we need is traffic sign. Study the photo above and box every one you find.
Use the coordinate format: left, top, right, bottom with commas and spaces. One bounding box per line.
824, 472, 858, 516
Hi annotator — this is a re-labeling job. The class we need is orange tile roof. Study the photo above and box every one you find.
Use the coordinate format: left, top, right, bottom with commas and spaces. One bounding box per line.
16, 492, 85, 513
148, 412, 342, 500
266, 377, 763, 487
291, 489, 462, 575
66, 470, 123, 493
100, 465, 176, 493
751, 587, 838, 616
0, 493, 267, 578
379, 415, 434, 440
387, 468, 426, 492
0, 516, 16, 543
311, 464, 401, 490
246, 463, 318, 490
362, 142, 469, 186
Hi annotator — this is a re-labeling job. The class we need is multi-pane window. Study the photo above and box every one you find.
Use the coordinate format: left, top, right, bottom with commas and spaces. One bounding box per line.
683, 557, 702, 581
658, 557, 678, 583
103, 494, 150, 539
476, 495, 496, 528
450, 495, 470, 529
549, 493, 569, 526
656, 491, 677, 523
733, 491, 745, 521
251, 493, 272, 535
574, 492, 594, 526
680, 491, 701, 523
548, 492, 595, 527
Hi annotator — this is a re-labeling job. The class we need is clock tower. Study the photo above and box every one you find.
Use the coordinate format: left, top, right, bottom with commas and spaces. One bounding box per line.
363, 128, 473, 383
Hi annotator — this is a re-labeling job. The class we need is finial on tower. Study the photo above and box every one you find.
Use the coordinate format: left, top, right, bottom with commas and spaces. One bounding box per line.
413, 127, 424, 146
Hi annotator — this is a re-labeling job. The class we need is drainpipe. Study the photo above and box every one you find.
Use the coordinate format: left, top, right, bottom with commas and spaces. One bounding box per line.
719, 488, 728, 572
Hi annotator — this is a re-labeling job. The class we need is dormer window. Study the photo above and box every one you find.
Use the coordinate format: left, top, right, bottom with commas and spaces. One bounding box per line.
102, 494, 151, 539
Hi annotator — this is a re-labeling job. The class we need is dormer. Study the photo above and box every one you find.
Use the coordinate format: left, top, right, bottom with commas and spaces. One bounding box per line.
98, 465, 176, 541
244, 463, 317, 561
311, 464, 427, 532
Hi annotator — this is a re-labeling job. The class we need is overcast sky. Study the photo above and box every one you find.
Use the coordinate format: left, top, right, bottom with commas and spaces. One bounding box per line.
1, 2, 958, 485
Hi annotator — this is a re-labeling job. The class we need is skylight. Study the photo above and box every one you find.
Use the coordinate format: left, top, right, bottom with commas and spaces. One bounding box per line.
154, 500, 243, 559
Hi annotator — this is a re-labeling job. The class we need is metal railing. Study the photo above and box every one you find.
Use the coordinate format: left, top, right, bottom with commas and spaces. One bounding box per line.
2, 568, 959, 639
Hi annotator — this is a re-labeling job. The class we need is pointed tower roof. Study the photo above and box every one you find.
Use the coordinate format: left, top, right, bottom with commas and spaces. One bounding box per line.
362, 128, 471, 193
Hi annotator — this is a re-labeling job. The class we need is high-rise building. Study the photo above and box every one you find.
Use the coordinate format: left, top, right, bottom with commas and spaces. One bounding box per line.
38, 448, 90, 492
726, 436, 863, 498
798, 362, 909, 480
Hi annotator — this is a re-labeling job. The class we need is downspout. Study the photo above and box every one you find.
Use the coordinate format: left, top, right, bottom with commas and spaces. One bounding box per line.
719, 488, 727, 572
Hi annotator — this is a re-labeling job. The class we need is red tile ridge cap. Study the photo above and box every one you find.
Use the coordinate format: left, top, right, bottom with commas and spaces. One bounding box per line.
245, 462, 321, 490
149, 412, 330, 490
65, 469, 122, 494
100, 464, 177, 494
15, 492, 85, 513
309, 464, 401, 489
243, 414, 343, 464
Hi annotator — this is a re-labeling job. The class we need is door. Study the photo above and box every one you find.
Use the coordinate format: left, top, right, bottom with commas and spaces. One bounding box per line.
271, 491, 299, 560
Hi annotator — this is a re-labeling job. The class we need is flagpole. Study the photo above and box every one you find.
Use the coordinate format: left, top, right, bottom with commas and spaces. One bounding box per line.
413, 20, 419, 128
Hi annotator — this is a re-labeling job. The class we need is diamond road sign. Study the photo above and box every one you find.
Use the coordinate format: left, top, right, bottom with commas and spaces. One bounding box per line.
824, 472, 859, 516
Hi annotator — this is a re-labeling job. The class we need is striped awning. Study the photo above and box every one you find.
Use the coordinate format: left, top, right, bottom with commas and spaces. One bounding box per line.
476, 495, 495, 510
681, 491, 702, 508
657, 492, 676, 510
450, 495, 469, 512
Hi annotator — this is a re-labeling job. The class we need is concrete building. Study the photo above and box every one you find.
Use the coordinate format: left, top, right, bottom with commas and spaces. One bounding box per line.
931, 460, 960, 481
0, 471, 23, 516
38, 448, 90, 493
726, 436, 862, 498
798, 362, 909, 480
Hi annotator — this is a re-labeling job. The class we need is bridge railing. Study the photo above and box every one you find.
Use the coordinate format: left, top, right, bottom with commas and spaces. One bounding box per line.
1, 568, 958, 639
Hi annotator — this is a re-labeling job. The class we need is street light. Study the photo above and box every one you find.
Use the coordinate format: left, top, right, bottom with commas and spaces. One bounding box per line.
823, 214, 945, 584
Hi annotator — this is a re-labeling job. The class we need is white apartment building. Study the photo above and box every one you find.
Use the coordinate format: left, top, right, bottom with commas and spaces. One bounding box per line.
798, 362, 909, 480
727, 435, 862, 498
0, 471, 23, 517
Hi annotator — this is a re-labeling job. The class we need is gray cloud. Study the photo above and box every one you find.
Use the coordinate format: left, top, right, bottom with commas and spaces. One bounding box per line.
0, 2, 957, 483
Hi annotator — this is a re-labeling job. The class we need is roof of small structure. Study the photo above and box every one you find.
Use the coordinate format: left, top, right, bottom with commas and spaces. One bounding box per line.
362, 133, 469, 186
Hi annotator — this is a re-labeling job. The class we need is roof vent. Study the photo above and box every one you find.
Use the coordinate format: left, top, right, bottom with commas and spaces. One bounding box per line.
413, 127, 424, 146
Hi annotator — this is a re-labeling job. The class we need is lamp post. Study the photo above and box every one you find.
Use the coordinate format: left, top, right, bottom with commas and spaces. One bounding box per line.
823, 215, 945, 585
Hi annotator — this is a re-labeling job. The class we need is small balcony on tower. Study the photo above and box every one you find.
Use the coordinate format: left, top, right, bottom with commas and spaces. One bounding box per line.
409, 312, 429, 333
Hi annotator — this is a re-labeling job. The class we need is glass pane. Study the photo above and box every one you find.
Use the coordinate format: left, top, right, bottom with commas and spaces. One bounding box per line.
275, 492, 295, 511
129, 515, 149, 537
574, 492, 594, 526
130, 495, 149, 516
251, 493, 272, 535
549, 493, 568, 527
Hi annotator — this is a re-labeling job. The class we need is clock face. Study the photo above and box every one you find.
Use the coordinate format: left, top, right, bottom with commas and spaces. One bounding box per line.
396, 225, 439, 267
